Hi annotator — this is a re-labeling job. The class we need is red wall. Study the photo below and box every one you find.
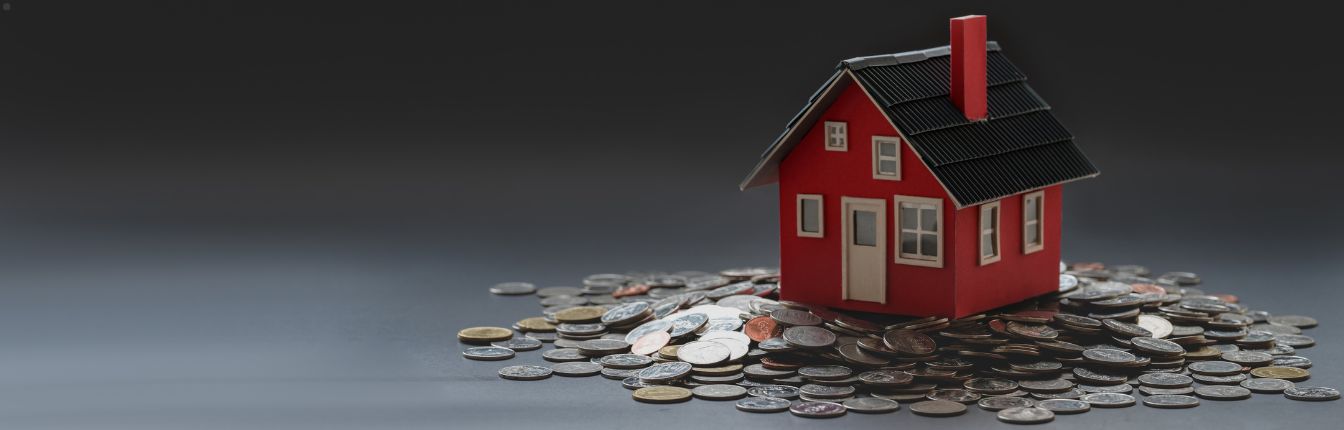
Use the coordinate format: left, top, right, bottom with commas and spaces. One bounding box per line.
777, 80, 1063, 318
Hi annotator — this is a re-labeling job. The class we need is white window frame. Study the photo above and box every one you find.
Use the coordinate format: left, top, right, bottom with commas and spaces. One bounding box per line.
979, 200, 1001, 265
893, 195, 943, 268
872, 136, 901, 181
796, 194, 824, 238
824, 121, 847, 151
1023, 190, 1045, 254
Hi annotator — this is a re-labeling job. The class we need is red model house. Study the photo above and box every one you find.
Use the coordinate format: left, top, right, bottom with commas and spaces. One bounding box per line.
740, 15, 1098, 318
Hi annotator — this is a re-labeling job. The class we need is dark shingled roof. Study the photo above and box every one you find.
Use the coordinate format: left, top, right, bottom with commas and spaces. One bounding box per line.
740, 42, 1098, 208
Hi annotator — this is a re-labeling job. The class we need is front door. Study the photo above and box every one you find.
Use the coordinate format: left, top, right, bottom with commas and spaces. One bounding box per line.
842, 197, 886, 303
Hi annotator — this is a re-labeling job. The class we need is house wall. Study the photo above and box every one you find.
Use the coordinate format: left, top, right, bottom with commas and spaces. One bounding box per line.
950, 185, 1063, 317
777, 81, 958, 317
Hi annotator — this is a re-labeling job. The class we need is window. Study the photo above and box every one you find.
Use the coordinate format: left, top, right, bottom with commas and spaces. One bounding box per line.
1023, 191, 1045, 253
873, 136, 901, 180
797, 194, 823, 238
852, 210, 876, 246
894, 195, 942, 267
979, 201, 1001, 265
824, 121, 847, 151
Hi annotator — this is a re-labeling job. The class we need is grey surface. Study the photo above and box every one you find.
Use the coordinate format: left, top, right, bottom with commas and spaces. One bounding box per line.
2, 0, 1344, 428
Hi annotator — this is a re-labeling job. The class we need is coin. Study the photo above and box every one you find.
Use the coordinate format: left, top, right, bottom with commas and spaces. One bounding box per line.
637, 361, 693, 383
1102, 319, 1152, 338
576, 339, 630, 357
744, 316, 782, 342
541, 348, 586, 362
668, 313, 709, 337
1140, 386, 1195, 396
800, 384, 856, 399
1270, 355, 1312, 368
842, 397, 900, 413
498, 365, 552, 381
1143, 394, 1200, 408
678, 341, 732, 366
748, 385, 801, 399
1273, 334, 1316, 348
692, 384, 748, 400
601, 302, 651, 326
1080, 393, 1135, 408
553, 306, 605, 323
1192, 373, 1248, 385
736, 396, 792, 413
457, 326, 514, 344
770, 308, 822, 326
1138, 372, 1193, 388
600, 353, 654, 369
1195, 385, 1251, 400
1018, 379, 1073, 393
1241, 378, 1294, 393
883, 329, 937, 356
536, 286, 583, 298
1037, 398, 1090, 414
1283, 386, 1340, 401
978, 396, 1035, 411
462, 346, 515, 361
623, 319, 672, 344
1222, 351, 1273, 367
1267, 315, 1318, 328
927, 389, 981, 404
783, 326, 838, 349
790, 401, 847, 418
633, 386, 692, 403
515, 317, 556, 333
909, 400, 967, 417
1081, 348, 1137, 365
1249, 366, 1310, 381
859, 369, 914, 386
797, 365, 852, 380
1006, 322, 1059, 340
997, 406, 1055, 424
1130, 337, 1184, 356
489, 282, 536, 295
1137, 314, 1174, 338
491, 337, 542, 351
1188, 360, 1242, 376
630, 331, 671, 356
965, 378, 1019, 395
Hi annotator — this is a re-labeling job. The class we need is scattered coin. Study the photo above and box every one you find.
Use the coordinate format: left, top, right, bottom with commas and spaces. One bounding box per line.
491, 337, 542, 351
630, 331, 672, 356
790, 401, 847, 418
457, 326, 514, 344
1036, 398, 1090, 414
691, 384, 748, 400
551, 361, 603, 377
1268, 315, 1318, 329
1080, 393, 1136, 408
638, 362, 693, 383
462, 346, 515, 361
978, 396, 1035, 411
736, 396, 792, 413
1143, 394, 1200, 409
1194, 385, 1251, 400
1188, 361, 1242, 376
997, 406, 1055, 424
677, 341, 731, 366
1283, 386, 1340, 401
783, 326, 838, 348
489, 282, 536, 295
909, 400, 968, 417
1241, 378, 1294, 393
498, 365, 552, 381
633, 386, 693, 403
541, 348, 587, 362
1138, 372, 1193, 388
1249, 366, 1310, 382
747, 385, 800, 399
842, 397, 900, 413
600, 354, 654, 369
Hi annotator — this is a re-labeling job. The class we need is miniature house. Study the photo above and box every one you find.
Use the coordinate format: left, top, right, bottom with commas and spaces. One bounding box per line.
740, 15, 1098, 318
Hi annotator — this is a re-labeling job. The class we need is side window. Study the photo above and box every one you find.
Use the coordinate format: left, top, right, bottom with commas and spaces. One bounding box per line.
1023, 191, 1045, 253
979, 201, 1001, 265
824, 121, 847, 151
893, 195, 942, 268
797, 194, 823, 238
873, 136, 901, 180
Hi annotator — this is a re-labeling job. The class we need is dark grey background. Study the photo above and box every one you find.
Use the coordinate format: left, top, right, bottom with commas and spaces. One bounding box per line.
0, 1, 1341, 428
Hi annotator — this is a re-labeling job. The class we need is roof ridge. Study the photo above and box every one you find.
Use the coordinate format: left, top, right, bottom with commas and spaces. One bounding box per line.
841, 41, 1001, 71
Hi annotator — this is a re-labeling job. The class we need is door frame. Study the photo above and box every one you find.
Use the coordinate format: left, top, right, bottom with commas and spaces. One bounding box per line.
840, 196, 887, 304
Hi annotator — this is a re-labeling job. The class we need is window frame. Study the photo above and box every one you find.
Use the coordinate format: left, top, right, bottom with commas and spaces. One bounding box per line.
893, 195, 943, 268
872, 136, 901, 181
796, 194, 824, 238
823, 121, 848, 151
1023, 190, 1045, 254
979, 200, 1002, 265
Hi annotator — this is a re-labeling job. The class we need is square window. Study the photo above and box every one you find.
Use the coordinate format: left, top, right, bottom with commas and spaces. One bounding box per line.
895, 196, 942, 267
824, 121, 847, 151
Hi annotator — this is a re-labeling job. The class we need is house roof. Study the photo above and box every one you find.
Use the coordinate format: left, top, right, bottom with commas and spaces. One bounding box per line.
739, 42, 1099, 208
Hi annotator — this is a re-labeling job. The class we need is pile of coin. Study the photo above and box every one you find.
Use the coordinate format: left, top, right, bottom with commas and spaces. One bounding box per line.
465, 263, 1337, 423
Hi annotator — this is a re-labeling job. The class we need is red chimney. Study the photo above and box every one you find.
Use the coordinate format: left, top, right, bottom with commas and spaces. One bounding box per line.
950, 15, 987, 121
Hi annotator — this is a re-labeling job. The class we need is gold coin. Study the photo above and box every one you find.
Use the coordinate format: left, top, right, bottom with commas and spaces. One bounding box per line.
1249, 366, 1310, 381
457, 326, 514, 344
658, 345, 681, 360
633, 386, 693, 403
693, 363, 744, 376
516, 317, 556, 333
554, 306, 605, 323
1184, 346, 1222, 360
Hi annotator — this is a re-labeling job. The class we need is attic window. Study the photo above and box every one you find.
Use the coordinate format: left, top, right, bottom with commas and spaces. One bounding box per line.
1023, 191, 1045, 254
979, 201, 1001, 265
824, 121, 847, 151
873, 136, 901, 180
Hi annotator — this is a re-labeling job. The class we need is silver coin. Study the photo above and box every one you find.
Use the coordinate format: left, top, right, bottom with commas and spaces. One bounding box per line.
978, 396, 1035, 411
1195, 385, 1252, 400
1080, 393, 1135, 408
462, 346, 515, 361
1077, 383, 1132, 394
1192, 372, 1248, 385
1138, 372, 1193, 388
691, 384, 748, 400
621, 376, 650, 390
498, 365, 552, 381
668, 313, 709, 337
550, 361, 602, 377
1241, 378, 1294, 393
799, 384, 856, 399
677, 341, 731, 366
601, 367, 640, 380
1273, 334, 1316, 348
790, 401, 847, 418
624, 319, 673, 344
927, 389, 981, 404
1130, 337, 1183, 355
1270, 355, 1312, 368
1188, 360, 1242, 376
1267, 315, 1318, 328
1222, 351, 1273, 366
489, 282, 536, 295
797, 365, 853, 380
601, 302, 651, 326
748, 385, 801, 399
1143, 394, 1200, 408
997, 406, 1055, 424
1139, 386, 1195, 396
1036, 398, 1090, 414
638, 361, 693, 383
1081, 348, 1137, 365
536, 286, 584, 298
965, 378, 1019, 395
576, 339, 629, 356
843, 397, 900, 413
541, 348, 587, 362
1284, 386, 1341, 401
599, 353, 654, 369
736, 396, 792, 413
491, 337, 542, 351
782, 326, 838, 348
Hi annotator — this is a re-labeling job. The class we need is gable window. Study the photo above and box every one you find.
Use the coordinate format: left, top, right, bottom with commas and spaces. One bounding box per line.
797, 194, 823, 238
979, 201, 1001, 265
824, 121, 847, 151
1023, 191, 1045, 253
894, 195, 942, 268
872, 136, 901, 180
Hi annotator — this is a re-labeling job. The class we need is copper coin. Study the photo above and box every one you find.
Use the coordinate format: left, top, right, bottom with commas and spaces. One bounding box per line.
630, 331, 671, 355
744, 316, 782, 342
